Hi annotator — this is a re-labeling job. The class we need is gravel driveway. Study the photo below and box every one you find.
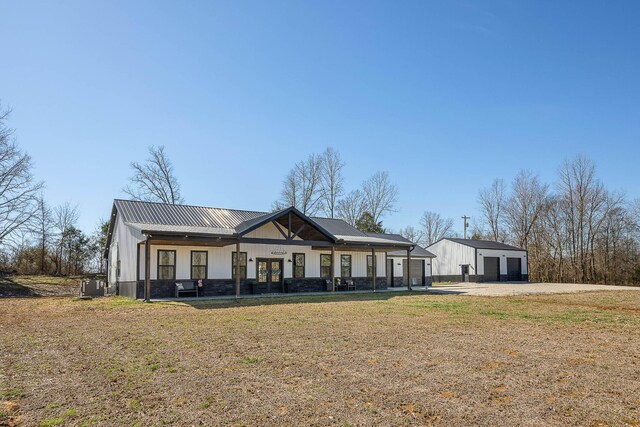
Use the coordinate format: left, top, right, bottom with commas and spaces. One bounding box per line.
429, 282, 640, 296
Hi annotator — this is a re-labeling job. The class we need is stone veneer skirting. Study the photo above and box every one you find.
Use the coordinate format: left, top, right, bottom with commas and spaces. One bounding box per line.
120, 277, 389, 299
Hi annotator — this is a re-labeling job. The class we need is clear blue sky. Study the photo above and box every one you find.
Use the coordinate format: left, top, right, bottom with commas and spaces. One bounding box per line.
2, 0, 639, 235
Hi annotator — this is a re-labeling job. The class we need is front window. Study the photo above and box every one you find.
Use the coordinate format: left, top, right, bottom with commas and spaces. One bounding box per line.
293, 253, 305, 278
367, 255, 374, 278
341, 255, 351, 278
320, 254, 332, 278
158, 250, 176, 280
191, 251, 208, 279
232, 252, 247, 279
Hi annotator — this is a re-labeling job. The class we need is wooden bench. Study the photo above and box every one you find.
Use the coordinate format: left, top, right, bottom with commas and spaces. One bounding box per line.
175, 281, 198, 298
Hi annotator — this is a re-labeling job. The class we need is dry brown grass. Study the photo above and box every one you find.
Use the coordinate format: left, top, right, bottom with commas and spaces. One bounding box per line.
2, 291, 640, 426
0, 275, 80, 298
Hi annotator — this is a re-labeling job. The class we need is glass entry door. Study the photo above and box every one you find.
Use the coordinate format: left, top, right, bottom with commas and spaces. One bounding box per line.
256, 258, 283, 293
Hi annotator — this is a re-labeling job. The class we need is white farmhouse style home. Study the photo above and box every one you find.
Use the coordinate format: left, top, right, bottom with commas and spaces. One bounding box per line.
105, 200, 427, 299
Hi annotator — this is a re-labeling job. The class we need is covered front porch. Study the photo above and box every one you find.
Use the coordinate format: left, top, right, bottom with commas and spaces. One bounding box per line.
133, 207, 416, 300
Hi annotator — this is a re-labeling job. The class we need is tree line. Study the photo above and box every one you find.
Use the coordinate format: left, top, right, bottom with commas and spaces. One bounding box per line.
473, 156, 640, 285
0, 103, 108, 276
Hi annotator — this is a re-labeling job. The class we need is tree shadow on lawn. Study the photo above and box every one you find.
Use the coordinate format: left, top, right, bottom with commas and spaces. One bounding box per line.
0, 276, 42, 298
155, 289, 465, 310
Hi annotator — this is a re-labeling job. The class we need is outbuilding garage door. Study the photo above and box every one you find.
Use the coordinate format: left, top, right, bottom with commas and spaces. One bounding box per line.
403, 259, 425, 286
507, 258, 522, 281
483, 257, 500, 282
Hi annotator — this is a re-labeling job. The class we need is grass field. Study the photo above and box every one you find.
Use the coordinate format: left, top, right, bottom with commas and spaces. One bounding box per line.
2, 291, 640, 426
0, 275, 80, 298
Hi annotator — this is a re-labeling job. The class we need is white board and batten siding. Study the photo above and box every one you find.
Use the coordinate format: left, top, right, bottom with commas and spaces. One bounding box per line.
108, 214, 144, 285
139, 244, 385, 280
429, 239, 476, 276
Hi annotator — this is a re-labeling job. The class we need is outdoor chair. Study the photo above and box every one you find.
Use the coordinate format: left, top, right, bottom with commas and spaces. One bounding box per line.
346, 279, 356, 291
175, 281, 198, 298
335, 279, 347, 291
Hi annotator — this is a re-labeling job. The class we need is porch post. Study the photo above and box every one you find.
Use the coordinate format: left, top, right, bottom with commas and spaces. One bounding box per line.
144, 236, 151, 302
372, 248, 376, 292
331, 246, 335, 292
235, 241, 241, 298
407, 247, 412, 291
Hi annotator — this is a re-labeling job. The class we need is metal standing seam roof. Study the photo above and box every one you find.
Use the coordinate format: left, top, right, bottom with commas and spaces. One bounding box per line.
114, 199, 266, 229
439, 238, 524, 251
110, 199, 414, 247
388, 245, 436, 258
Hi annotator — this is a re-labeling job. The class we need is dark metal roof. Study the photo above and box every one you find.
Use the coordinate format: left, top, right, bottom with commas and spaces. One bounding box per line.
388, 245, 436, 258
365, 232, 413, 244
311, 217, 368, 238
442, 238, 524, 251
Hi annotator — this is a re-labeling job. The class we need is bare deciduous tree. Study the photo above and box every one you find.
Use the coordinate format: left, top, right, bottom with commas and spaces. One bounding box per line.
0, 104, 43, 246
557, 155, 608, 283
336, 190, 365, 227
124, 145, 184, 204
398, 225, 424, 246
319, 147, 345, 218
478, 178, 506, 242
504, 170, 548, 250
275, 153, 323, 215
31, 195, 53, 274
419, 211, 455, 246
361, 171, 398, 224
53, 203, 79, 275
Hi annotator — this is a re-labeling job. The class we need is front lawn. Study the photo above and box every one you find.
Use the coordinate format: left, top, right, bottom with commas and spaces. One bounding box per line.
1, 291, 639, 426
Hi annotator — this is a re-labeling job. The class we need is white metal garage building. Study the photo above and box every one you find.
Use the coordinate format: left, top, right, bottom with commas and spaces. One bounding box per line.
426, 238, 528, 283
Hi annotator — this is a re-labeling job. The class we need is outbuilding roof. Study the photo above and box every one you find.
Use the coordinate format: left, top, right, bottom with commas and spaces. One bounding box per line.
437, 238, 524, 251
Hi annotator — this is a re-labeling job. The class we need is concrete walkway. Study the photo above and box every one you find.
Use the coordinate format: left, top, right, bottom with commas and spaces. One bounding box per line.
151, 282, 638, 302
151, 286, 427, 302
428, 282, 640, 296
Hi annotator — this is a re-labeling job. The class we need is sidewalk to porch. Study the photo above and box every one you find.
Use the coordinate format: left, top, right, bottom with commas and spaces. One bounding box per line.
150, 286, 431, 302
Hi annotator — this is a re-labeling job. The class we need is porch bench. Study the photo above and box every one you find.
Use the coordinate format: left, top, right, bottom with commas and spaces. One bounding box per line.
175, 281, 198, 298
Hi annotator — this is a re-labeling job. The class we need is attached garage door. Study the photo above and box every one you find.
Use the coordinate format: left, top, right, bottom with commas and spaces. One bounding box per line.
403, 259, 425, 286
483, 257, 500, 282
507, 258, 522, 281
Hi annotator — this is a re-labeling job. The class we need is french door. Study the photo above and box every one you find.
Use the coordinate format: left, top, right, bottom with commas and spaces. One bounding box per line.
256, 258, 283, 293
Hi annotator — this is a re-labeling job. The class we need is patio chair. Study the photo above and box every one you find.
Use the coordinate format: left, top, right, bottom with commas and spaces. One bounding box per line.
346, 279, 356, 291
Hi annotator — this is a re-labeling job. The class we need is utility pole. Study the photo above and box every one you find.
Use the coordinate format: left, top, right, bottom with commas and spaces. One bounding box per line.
462, 215, 470, 239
